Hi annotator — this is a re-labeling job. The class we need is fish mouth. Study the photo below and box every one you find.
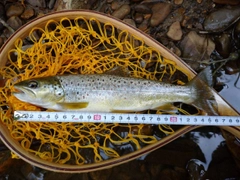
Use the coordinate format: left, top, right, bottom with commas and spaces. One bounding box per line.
13, 86, 36, 97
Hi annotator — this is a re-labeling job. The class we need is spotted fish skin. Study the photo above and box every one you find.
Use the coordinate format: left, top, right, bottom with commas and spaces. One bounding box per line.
13, 73, 217, 114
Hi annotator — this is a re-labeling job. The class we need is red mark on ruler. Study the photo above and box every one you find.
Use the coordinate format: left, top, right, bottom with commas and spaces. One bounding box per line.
94, 115, 101, 120
170, 117, 177, 122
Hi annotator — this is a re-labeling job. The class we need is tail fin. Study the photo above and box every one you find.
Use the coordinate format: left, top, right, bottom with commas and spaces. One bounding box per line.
187, 66, 219, 115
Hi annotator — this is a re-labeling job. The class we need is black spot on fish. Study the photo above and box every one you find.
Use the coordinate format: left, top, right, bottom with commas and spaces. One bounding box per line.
58, 93, 62, 96
77, 92, 79, 94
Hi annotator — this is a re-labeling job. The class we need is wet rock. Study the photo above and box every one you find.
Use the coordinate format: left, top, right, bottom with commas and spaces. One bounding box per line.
6, 16, 23, 30
25, 0, 46, 8
21, 7, 35, 19
174, 0, 183, 5
134, 13, 144, 24
221, 130, 240, 169
69, 173, 89, 180
180, 31, 215, 71
212, 0, 240, 5
148, 163, 163, 178
150, 3, 172, 27
6, 3, 25, 17
158, 168, 183, 180
203, 140, 240, 179
44, 172, 74, 180
145, 138, 205, 168
89, 168, 112, 180
109, 160, 151, 180
204, 6, 240, 31
186, 159, 206, 179
134, 4, 151, 14
214, 34, 231, 58
167, 21, 183, 41
112, 4, 131, 20
48, 0, 56, 9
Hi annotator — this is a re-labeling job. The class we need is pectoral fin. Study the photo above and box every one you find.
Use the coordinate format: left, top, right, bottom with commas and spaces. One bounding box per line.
57, 102, 89, 110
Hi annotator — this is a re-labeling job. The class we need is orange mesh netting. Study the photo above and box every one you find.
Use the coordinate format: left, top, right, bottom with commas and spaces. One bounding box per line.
0, 17, 198, 165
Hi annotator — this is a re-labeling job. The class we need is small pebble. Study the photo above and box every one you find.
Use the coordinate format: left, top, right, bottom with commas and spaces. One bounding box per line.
25, 0, 46, 8
21, 7, 35, 19
123, 19, 136, 27
150, 3, 172, 27
138, 19, 149, 32
6, 3, 24, 17
134, 13, 144, 24
174, 0, 183, 5
111, 1, 124, 10
112, 4, 131, 20
168, 42, 182, 57
7, 16, 23, 30
134, 4, 151, 14
167, 21, 183, 41
48, 0, 56, 9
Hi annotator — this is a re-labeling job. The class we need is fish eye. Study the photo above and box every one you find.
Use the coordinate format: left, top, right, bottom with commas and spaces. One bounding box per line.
28, 81, 39, 89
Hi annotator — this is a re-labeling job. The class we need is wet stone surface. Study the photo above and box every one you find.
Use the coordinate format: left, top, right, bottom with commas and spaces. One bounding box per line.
0, 0, 240, 179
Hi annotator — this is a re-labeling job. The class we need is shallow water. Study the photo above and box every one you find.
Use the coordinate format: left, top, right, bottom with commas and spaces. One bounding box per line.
218, 72, 240, 113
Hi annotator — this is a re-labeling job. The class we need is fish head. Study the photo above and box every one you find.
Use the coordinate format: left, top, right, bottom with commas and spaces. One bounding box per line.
13, 76, 64, 108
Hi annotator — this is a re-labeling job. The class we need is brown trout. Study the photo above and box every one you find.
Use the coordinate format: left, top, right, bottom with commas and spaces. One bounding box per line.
13, 71, 218, 115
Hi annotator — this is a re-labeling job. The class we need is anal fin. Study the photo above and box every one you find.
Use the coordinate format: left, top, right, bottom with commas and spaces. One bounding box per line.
57, 102, 89, 110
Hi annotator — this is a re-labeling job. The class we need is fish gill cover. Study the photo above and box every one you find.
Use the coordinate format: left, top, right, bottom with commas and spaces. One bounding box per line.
0, 17, 199, 165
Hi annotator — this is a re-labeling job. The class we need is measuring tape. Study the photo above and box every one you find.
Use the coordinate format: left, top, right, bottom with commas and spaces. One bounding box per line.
14, 111, 240, 126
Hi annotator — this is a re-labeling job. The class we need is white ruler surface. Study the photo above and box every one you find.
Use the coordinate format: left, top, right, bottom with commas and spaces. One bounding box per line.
14, 111, 240, 126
